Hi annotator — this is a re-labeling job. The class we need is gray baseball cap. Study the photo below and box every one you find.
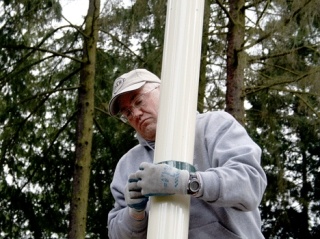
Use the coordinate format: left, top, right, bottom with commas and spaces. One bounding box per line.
108, 69, 161, 115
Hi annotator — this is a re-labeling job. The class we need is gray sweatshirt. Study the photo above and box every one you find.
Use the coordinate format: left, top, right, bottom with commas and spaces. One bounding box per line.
108, 111, 267, 239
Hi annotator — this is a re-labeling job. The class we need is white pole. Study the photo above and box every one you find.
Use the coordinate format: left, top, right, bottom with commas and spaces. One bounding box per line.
148, 0, 205, 238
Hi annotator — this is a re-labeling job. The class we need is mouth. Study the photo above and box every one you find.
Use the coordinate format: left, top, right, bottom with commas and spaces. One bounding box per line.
139, 118, 151, 128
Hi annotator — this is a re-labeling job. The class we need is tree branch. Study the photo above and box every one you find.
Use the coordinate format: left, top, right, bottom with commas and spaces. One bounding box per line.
245, 68, 320, 95
295, 93, 320, 118
2, 44, 84, 63
215, 0, 235, 25
99, 29, 145, 63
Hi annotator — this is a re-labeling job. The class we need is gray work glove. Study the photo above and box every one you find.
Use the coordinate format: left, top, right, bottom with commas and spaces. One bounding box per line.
135, 162, 189, 196
124, 174, 149, 219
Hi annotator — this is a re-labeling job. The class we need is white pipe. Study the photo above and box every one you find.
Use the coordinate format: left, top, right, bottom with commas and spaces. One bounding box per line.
148, 0, 205, 238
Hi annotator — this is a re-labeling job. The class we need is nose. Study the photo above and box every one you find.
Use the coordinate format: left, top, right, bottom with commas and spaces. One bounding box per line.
131, 107, 143, 119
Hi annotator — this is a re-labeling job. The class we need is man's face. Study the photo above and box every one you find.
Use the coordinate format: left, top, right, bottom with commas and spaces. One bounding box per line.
117, 84, 160, 141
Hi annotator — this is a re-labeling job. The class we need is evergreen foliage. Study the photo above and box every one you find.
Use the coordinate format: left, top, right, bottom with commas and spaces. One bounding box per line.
0, 0, 319, 238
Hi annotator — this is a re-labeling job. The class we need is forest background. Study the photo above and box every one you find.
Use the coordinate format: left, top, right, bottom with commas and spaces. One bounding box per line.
0, 0, 319, 238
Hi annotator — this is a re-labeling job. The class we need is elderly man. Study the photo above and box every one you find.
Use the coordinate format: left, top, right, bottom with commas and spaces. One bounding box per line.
107, 68, 267, 239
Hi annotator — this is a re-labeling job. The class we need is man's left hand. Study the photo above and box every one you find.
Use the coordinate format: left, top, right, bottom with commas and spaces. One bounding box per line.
135, 162, 189, 196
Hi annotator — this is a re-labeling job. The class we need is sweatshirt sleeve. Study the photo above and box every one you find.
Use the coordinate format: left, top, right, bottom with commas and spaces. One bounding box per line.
108, 153, 148, 239
108, 205, 148, 239
195, 112, 267, 211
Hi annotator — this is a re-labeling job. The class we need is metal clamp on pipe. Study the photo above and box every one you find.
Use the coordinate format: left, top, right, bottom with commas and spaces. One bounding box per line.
157, 160, 196, 173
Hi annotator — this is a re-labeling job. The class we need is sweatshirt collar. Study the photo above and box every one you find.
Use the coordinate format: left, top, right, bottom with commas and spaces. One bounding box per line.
136, 133, 155, 150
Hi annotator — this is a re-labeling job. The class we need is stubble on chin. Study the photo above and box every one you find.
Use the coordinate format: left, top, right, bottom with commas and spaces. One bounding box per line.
139, 122, 157, 141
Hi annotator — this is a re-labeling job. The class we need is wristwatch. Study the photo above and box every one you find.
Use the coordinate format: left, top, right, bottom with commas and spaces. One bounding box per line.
187, 173, 201, 196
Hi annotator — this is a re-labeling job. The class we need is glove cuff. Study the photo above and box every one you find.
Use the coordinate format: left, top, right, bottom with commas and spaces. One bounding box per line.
157, 161, 196, 195
178, 170, 190, 194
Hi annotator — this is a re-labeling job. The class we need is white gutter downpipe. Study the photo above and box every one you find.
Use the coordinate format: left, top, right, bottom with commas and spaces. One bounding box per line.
148, 0, 205, 239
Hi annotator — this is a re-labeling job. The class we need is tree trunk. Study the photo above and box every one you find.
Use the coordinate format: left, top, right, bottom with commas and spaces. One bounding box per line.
300, 150, 312, 238
68, 0, 100, 239
226, 0, 245, 124
198, 0, 210, 113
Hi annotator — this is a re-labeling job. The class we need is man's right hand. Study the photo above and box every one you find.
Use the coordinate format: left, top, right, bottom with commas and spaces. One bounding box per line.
124, 173, 149, 220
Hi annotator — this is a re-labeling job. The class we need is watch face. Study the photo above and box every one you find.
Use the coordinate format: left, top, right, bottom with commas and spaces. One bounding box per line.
190, 180, 200, 192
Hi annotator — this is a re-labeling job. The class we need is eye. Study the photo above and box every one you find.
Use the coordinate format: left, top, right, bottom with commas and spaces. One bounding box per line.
122, 109, 132, 118
133, 96, 144, 108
